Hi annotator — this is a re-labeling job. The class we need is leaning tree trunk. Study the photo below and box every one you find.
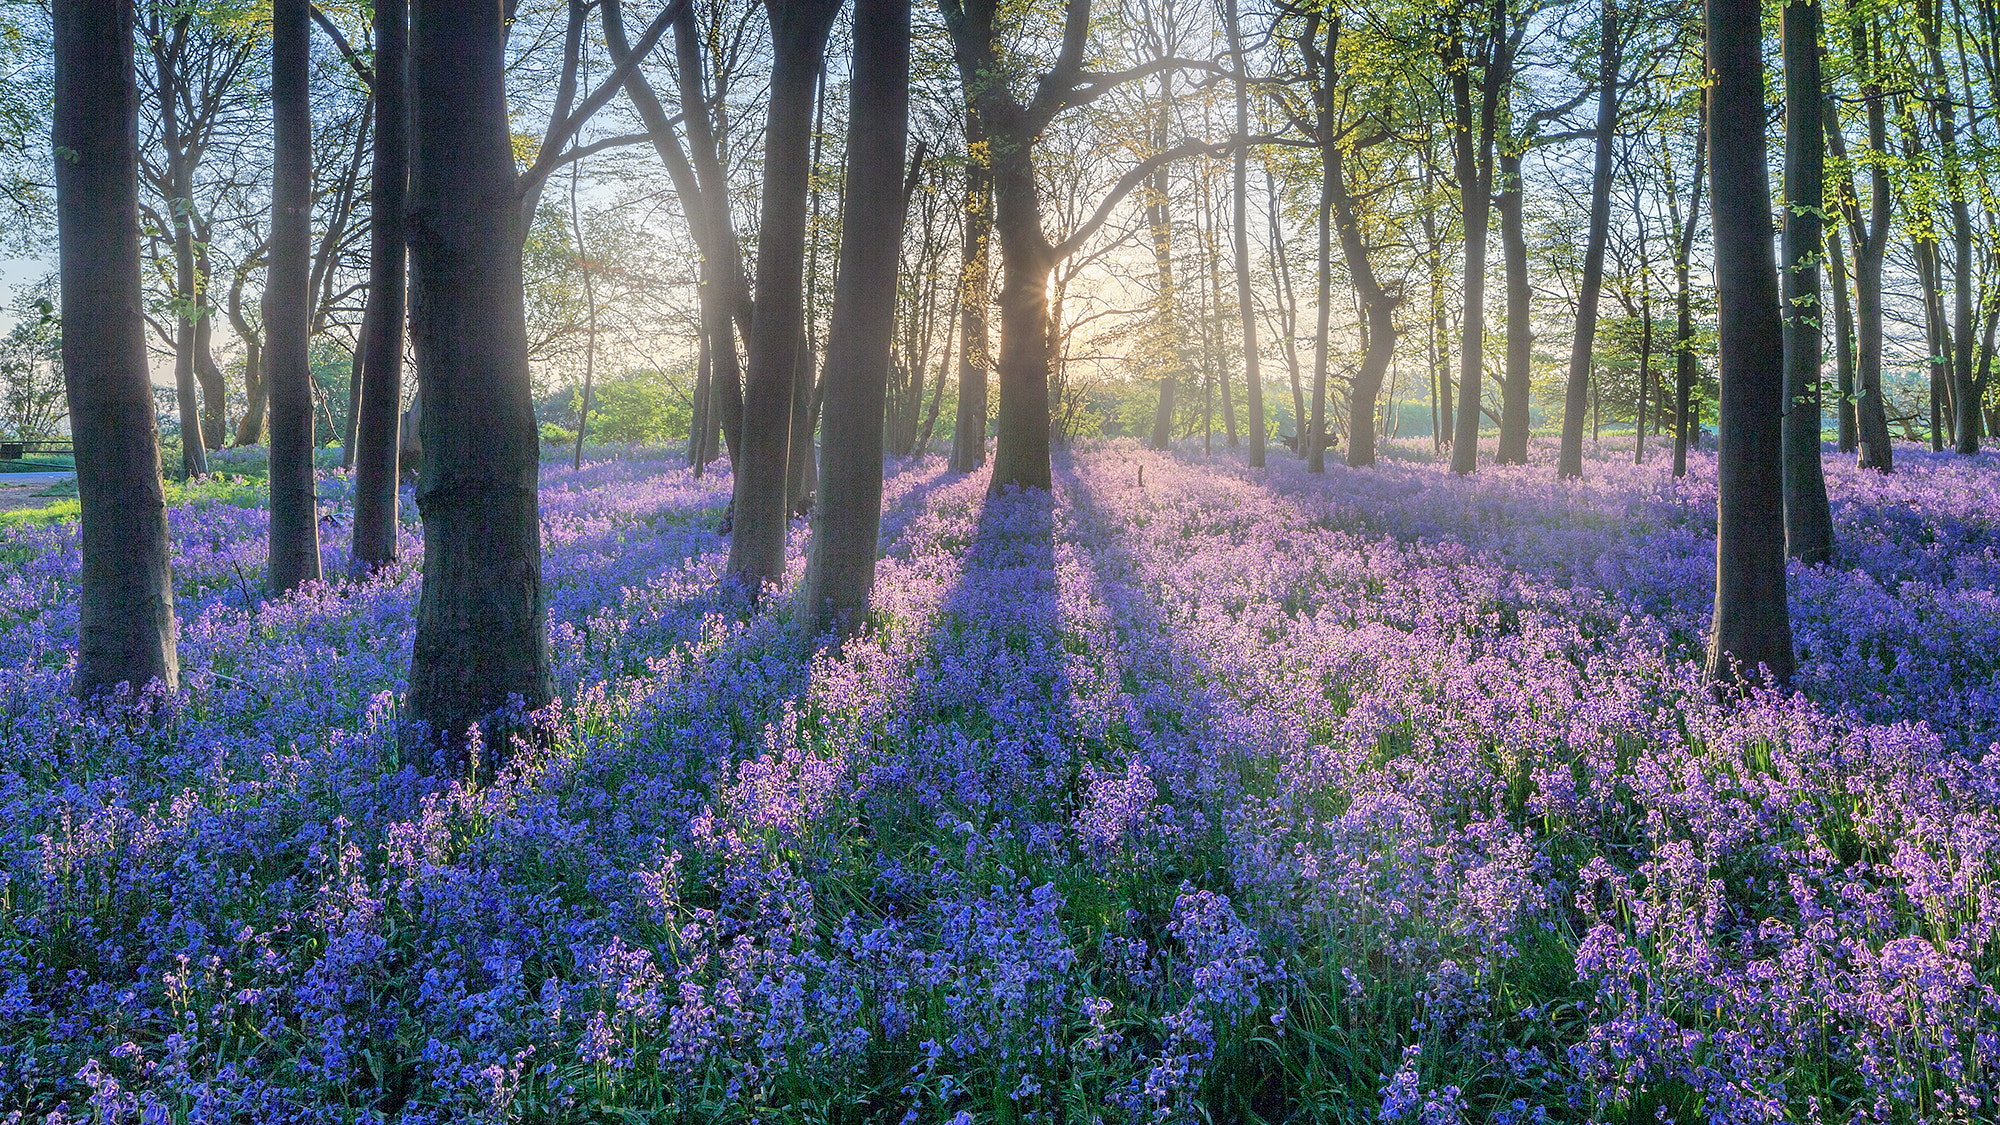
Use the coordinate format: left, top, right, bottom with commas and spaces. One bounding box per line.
406, 0, 553, 750
801, 0, 909, 637
351, 0, 407, 575
56, 0, 180, 700
1705, 0, 1795, 687
1780, 0, 1833, 565
1557, 0, 1620, 480
1330, 147, 1396, 467
1495, 149, 1532, 464
948, 104, 992, 473
727, 0, 841, 587
265, 0, 321, 594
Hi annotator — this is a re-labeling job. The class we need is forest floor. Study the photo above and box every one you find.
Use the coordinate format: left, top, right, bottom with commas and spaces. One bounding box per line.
3, 436, 1999, 1123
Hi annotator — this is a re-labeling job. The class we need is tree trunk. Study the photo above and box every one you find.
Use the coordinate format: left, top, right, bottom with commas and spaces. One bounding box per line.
787, 60, 832, 514
406, 0, 553, 748
1330, 147, 1396, 467
948, 104, 992, 472
1825, 219, 1858, 451
1495, 148, 1532, 464
606, 0, 746, 464
986, 125, 1057, 493
193, 299, 228, 448
1307, 150, 1332, 473
1269, 164, 1308, 451
352, 0, 407, 575
1228, 0, 1264, 466
1706, 0, 1795, 687
1838, 37, 1895, 471
1781, 0, 1833, 565
1448, 0, 1507, 474
727, 0, 841, 586
1146, 156, 1179, 452
1557, 0, 1619, 480
1664, 115, 1705, 478
265, 0, 321, 594
57, 0, 180, 700
803, 0, 910, 631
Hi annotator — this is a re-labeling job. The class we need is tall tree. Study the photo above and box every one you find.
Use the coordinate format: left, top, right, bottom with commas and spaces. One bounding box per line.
56, 0, 181, 699
726, 0, 842, 588
948, 103, 992, 472
351, 0, 407, 575
406, 0, 553, 747
1556, 0, 1622, 480
1226, 0, 1264, 466
940, 0, 1221, 493
1780, 0, 1833, 564
802, 0, 911, 637
1828, 32, 1895, 471
265, 0, 320, 593
1705, 0, 1794, 687
1447, 0, 1512, 473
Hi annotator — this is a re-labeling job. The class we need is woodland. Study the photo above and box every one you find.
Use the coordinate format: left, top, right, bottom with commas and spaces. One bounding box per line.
4, 0, 2000, 1119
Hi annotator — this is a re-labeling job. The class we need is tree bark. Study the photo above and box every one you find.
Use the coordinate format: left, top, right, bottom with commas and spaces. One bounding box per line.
948, 103, 992, 472
1307, 147, 1332, 473
727, 0, 841, 586
1825, 218, 1858, 451
57, 0, 181, 700
1228, 0, 1264, 466
1781, 0, 1833, 565
801, 0, 908, 637
1705, 0, 1794, 687
265, 0, 321, 594
1495, 149, 1532, 464
985, 129, 1057, 492
1832, 36, 1895, 471
1448, 0, 1508, 474
1663, 116, 1704, 478
406, 0, 553, 747
1557, 0, 1619, 480
1330, 146, 1396, 467
352, 0, 407, 575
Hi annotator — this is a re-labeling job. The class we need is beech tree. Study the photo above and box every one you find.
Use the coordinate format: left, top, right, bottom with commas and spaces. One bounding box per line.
1555, 0, 1621, 480
1704, 0, 1793, 687
1780, 0, 1832, 564
350, 0, 405, 575
57, 0, 181, 699
406, 0, 553, 748
726, 0, 842, 589
803, 0, 911, 636
264, 0, 320, 594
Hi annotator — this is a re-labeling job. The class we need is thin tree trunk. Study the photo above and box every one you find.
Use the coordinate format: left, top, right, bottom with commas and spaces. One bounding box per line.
352, 0, 407, 574
1825, 219, 1858, 451
569, 158, 597, 471
948, 103, 991, 472
406, 0, 553, 749
1207, 187, 1236, 449
1781, 0, 1833, 564
802, 0, 908, 636
1557, 0, 1620, 480
266, 0, 321, 594
192, 294, 228, 448
1146, 136, 1179, 452
1706, 0, 1795, 686
788, 59, 831, 512
1307, 148, 1332, 473
1228, 0, 1264, 466
57, 0, 180, 699
1664, 116, 1705, 478
728, 0, 841, 586
1496, 148, 1532, 464
1268, 164, 1308, 450
1836, 35, 1895, 471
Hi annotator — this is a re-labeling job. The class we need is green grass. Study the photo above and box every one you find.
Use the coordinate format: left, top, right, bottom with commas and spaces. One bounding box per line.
0, 472, 267, 529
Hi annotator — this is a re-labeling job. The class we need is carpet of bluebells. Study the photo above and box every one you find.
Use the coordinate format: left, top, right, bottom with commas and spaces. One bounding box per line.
4, 435, 2000, 1124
